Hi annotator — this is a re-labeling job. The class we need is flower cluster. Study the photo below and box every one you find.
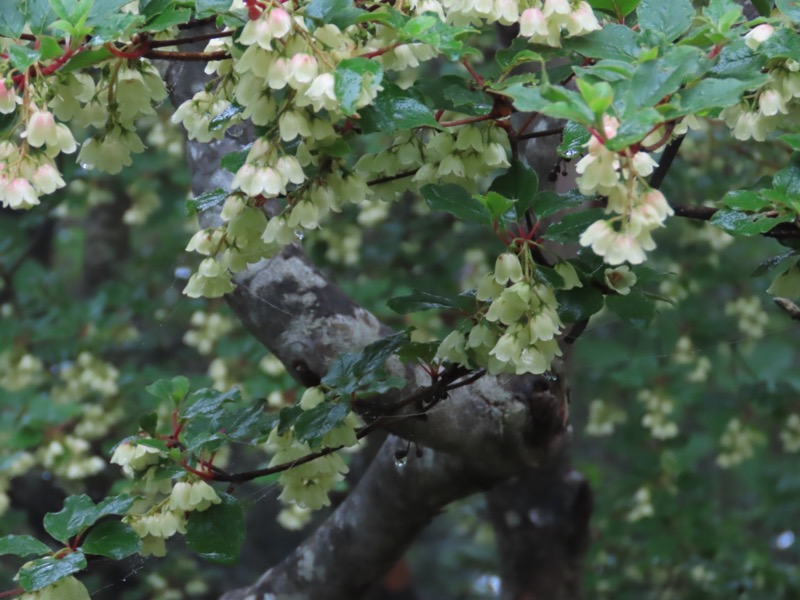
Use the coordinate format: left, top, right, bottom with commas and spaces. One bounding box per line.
267, 406, 360, 510
627, 487, 655, 522
780, 413, 800, 453
577, 116, 674, 265
437, 252, 582, 375
55, 352, 120, 399
111, 439, 166, 477
720, 25, 800, 142
0, 351, 45, 391
39, 436, 106, 480
672, 335, 712, 383
183, 311, 236, 355
716, 418, 764, 468
724, 296, 769, 338
356, 125, 512, 199
585, 399, 627, 437
120, 469, 221, 558
637, 389, 678, 440
518, 0, 600, 46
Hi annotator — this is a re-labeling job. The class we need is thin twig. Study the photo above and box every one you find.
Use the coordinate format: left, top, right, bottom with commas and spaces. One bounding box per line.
516, 126, 564, 142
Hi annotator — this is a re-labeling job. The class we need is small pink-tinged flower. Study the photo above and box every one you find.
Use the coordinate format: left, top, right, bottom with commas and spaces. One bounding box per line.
24, 110, 58, 148
268, 8, 292, 39
3, 177, 40, 209
567, 2, 601, 36
289, 54, 319, 86
519, 8, 549, 37
31, 163, 65, 194
0, 80, 18, 114
744, 24, 773, 50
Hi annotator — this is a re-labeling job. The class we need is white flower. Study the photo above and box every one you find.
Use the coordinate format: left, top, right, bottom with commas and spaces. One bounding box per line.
554, 261, 582, 289
494, 252, 524, 284
2, 178, 40, 209
566, 2, 601, 36
300, 387, 326, 410
0, 80, 18, 114
604, 266, 636, 295
24, 110, 58, 148
744, 23, 773, 49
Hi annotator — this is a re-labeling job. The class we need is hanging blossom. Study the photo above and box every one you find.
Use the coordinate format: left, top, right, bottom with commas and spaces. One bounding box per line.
577, 115, 673, 266
518, 0, 600, 46
437, 249, 583, 376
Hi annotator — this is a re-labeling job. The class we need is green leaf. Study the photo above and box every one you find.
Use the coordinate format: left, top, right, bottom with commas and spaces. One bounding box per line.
146, 376, 190, 404
359, 83, 439, 134
420, 183, 490, 224
496, 37, 542, 71
710, 209, 795, 236
221, 144, 252, 174
87, 0, 133, 26
94, 495, 135, 521
294, 401, 350, 445
759, 26, 800, 61
82, 521, 140, 560
558, 122, 590, 159
409, 19, 475, 60
678, 75, 769, 114
442, 85, 492, 116
144, 5, 191, 30
18, 551, 86, 592
637, 0, 693, 41
62, 46, 113, 71
780, 133, 800, 150
387, 290, 460, 314
490, 160, 539, 221
400, 14, 437, 37
752, 251, 797, 277
777, 0, 800, 22
0, 535, 52, 558
43, 495, 99, 543
138, 411, 158, 436
185, 493, 244, 564
606, 293, 656, 327
710, 39, 767, 79
305, 0, 365, 29
474, 191, 515, 223
209, 103, 243, 132
186, 188, 229, 216
22, 0, 58, 35
557, 286, 605, 323
196, 0, 232, 12
721, 190, 769, 211
38, 36, 64, 60
534, 189, 588, 218
588, 0, 640, 17
181, 387, 240, 419
321, 332, 409, 396
620, 46, 709, 115
277, 405, 303, 435
538, 84, 596, 124
0, 5, 25, 37
605, 107, 663, 149
140, 0, 171, 18
545, 208, 606, 244
334, 58, 383, 116
563, 24, 640, 61
8, 45, 42, 71
221, 401, 278, 444
751, 0, 772, 16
